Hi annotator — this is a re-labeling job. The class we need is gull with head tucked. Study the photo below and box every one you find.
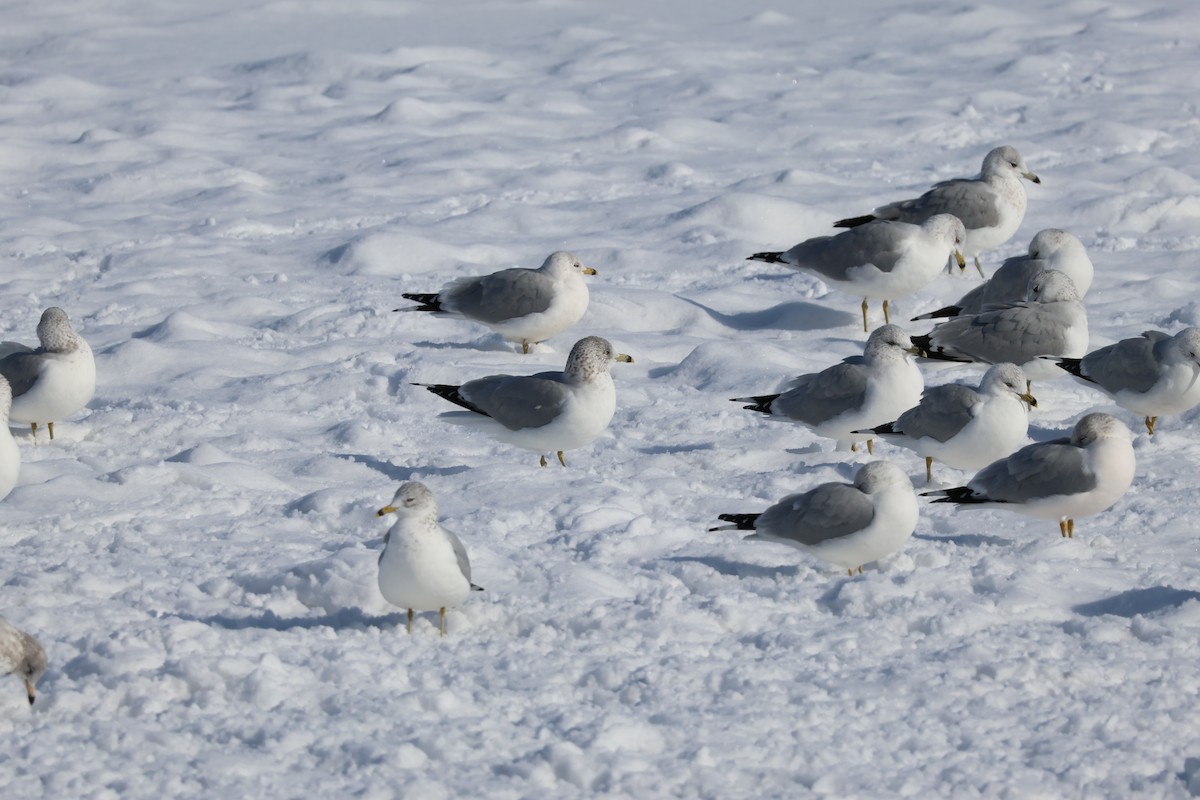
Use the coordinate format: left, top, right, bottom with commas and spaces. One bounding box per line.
0, 307, 96, 441
0, 616, 47, 705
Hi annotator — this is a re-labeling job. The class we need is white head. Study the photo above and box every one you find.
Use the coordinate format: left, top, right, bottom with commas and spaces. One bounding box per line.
37, 307, 80, 352
1025, 269, 1080, 304
564, 336, 633, 380
864, 324, 920, 362
980, 363, 1036, 407
541, 251, 597, 278
1167, 328, 1200, 368
1071, 413, 1131, 446
923, 214, 967, 266
1027, 229, 1093, 296
376, 481, 438, 521
982, 145, 1040, 184
854, 460, 913, 494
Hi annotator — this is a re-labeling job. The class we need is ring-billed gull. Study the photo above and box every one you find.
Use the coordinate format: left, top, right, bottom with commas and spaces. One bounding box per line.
0, 377, 21, 500
835, 145, 1041, 275
923, 413, 1135, 538
912, 270, 1088, 383
0, 616, 47, 705
397, 251, 596, 353
710, 461, 918, 576
915, 229, 1093, 320
416, 335, 633, 467
733, 325, 924, 453
748, 215, 966, 331
1056, 327, 1200, 435
861, 363, 1036, 482
0, 307, 96, 441
376, 482, 483, 635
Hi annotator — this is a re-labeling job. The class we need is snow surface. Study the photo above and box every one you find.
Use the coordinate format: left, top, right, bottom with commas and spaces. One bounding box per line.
3, 0, 1200, 796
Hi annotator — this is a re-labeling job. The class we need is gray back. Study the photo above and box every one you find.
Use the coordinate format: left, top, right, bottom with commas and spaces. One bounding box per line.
759, 482, 876, 546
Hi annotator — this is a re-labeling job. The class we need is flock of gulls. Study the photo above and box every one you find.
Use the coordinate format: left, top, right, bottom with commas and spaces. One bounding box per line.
4, 144, 1200, 702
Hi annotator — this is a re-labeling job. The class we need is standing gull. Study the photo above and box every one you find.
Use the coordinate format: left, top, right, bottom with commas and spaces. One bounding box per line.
711, 461, 918, 576
0, 616, 47, 705
923, 413, 1135, 538
1056, 327, 1200, 435
748, 215, 966, 331
835, 145, 1041, 275
0, 307, 96, 441
376, 482, 483, 635
915, 229, 1094, 320
912, 270, 1089, 383
397, 251, 596, 353
416, 335, 633, 467
733, 325, 924, 453
862, 363, 1037, 482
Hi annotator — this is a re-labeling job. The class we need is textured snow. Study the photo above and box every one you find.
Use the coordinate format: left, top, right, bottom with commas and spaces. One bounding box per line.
4, 0, 1200, 796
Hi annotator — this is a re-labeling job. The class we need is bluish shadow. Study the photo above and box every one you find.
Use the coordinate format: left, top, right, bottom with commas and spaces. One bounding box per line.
1073, 586, 1200, 618
664, 554, 802, 580
677, 296, 856, 332
336, 454, 471, 481
172, 607, 409, 632
913, 532, 1012, 547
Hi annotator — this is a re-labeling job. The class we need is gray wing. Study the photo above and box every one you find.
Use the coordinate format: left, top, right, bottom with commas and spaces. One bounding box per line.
971, 438, 1096, 502
930, 303, 1077, 364
772, 361, 869, 425
878, 177, 1002, 229
758, 483, 876, 546
958, 257, 1043, 315
445, 530, 472, 582
0, 349, 44, 398
1080, 333, 1168, 394
784, 221, 908, 280
442, 268, 555, 323
894, 384, 982, 443
458, 372, 570, 430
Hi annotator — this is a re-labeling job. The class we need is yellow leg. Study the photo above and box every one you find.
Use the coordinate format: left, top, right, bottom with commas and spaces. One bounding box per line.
847, 568, 854, 577
856, 566, 863, 575
522, 341, 530, 354
557, 451, 567, 467
539, 454, 548, 467
439, 608, 446, 637
1145, 416, 1157, 435
974, 256, 985, 278
850, 441, 858, 453
882, 299, 890, 325
1067, 519, 1075, 539
47, 421, 54, 440
406, 608, 414, 634
1059, 520, 1068, 538
925, 456, 933, 483
866, 438, 874, 455
30, 423, 37, 440
860, 298, 869, 332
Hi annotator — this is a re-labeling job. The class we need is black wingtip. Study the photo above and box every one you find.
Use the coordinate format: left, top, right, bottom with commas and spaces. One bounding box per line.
911, 305, 962, 321
833, 214, 876, 228
921, 486, 989, 504
471, 583, 485, 592
731, 394, 779, 414
858, 421, 895, 436
747, 251, 787, 264
1056, 357, 1087, 379
715, 513, 760, 531
415, 383, 491, 417
398, 292, 442, 312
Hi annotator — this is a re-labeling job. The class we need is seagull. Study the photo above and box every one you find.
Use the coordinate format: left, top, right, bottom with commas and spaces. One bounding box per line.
834, 145, 1041, 275
861, 363, 1037, 482
912, 270, 1088, 384
0, 307, 96, 441
711, 461, 919, 576
1055, 327, 1200, 435
0, 616, 47, 705
416, 335, 633, 467
914, 229, 1093, 320
733, 324, 924, 453
396, 251, 596, 353
748, 215, 966, 332
376, 482, 483, 635
0, 377, 21, 500
923, 413, 1135, 538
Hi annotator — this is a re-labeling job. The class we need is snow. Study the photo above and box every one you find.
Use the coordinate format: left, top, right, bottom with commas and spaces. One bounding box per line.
3, 0, 1200, 796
